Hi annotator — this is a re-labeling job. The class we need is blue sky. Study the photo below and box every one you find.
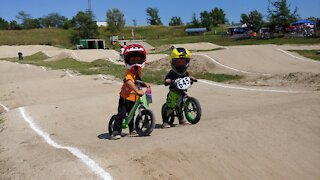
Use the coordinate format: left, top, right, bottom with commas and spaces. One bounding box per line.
1, 0, 319, 26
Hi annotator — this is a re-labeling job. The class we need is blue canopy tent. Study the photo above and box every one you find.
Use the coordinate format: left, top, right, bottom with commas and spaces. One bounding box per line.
292, 20, 316, 25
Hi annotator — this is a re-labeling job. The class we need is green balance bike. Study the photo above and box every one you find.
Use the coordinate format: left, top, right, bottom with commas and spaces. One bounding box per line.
162, 77, 202, 125
108, 80, 155, 136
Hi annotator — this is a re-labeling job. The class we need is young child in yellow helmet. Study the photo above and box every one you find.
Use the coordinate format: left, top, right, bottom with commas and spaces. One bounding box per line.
162, 47, 197, 128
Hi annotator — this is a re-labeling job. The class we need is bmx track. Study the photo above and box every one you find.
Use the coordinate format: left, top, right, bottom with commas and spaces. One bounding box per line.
1, 44, 320, 180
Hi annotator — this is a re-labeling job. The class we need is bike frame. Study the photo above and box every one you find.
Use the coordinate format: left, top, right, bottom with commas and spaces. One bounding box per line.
122, 95, 149, 129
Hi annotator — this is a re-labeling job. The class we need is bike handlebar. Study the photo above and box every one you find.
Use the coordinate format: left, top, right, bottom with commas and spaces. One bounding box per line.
135, 80, 146, 87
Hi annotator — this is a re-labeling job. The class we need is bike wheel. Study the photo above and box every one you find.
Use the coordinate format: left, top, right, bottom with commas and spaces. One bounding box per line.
161, 103, 175, 125
108, 114, 118, 136
184, 97, 202, 124
135, 109, 155, 136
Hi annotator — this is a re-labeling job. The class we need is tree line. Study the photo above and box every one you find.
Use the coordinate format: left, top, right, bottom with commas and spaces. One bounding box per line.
0, 0, 319, 43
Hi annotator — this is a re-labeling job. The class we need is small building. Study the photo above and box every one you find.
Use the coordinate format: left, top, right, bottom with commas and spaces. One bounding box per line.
79, 39, 105, 49
185, 28, 207, 35
96, 21, 107, 27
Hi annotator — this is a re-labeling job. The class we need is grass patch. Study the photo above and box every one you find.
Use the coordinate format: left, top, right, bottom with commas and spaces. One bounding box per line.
0, 115, 4, 125
192, 47, 226, 52
150, 47, 226, 54
147, 35, 320, 47
290, 50, 320, 61
1, 26, 319, 50
3, 51, 50, 63
0, 29, 73, 48
191, 72, 242, 82
23, 52, 49, 61
1, 51, 242, 84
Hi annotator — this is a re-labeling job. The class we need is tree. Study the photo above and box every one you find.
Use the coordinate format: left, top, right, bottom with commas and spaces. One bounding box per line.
8, 20, 21, 30
23, 18, 41, 29
169, 16, 183, 26
62, 19, 72, 29
268, 0, 299, 32
187, 13, 201, 28
42, 13, 67, 28
15, 11, 41, 29
146, 7, 162, 25
210, 8, 226, 26
15, 11, 30, 23
0, 17, 9, 30
241, 10, 264, 32
198, 8, 226, 30
106, 8, 125, 34
200, 11, 212, 30
70, 10, 99, 44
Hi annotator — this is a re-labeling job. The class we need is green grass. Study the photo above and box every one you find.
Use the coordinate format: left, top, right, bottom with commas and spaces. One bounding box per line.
0, 115, 4, 125
2, 52, 127, 79
1, 52, 241, 84
150, 47, 226, 54
147, 34, 320, 47
0, 29, 73, 48
290, 50, 320, 61
192, 47, 226, 52
191, 72, 242, 82
2, 26, 319, 50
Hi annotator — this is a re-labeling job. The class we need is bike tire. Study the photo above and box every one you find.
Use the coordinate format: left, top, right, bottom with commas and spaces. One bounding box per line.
135, 109, 155, 136
161, 103, 175, 125
184, 97, 202, 124
108, 114, 118, 136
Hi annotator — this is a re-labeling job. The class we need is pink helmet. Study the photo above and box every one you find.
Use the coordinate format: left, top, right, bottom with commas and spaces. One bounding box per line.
123, 44, 146, 73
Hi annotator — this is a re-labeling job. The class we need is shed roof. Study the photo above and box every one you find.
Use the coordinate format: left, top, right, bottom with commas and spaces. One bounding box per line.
185, 28, 207, 33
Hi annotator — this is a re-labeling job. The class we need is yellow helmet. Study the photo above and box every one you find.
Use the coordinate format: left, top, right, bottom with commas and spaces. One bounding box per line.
170, 47, 191, 75
171, 47, 191, 59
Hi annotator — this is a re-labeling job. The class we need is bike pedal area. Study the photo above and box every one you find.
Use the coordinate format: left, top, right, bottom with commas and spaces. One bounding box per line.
120, 133, 139, 137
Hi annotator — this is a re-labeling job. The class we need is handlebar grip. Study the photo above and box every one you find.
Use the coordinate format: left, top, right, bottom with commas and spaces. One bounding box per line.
135, 80, 146, 86
164, 81, 171, 86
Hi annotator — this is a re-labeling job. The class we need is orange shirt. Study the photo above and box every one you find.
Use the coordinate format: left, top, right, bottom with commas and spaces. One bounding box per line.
120, 70, 139, 102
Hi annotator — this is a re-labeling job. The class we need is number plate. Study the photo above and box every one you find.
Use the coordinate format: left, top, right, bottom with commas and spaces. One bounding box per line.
174, 77, 191, 90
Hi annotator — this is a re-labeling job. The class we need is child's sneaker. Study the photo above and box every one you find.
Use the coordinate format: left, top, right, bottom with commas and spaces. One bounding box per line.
128, 130, 138, 137
162, 122, 171, 128
110, 131, 121, 140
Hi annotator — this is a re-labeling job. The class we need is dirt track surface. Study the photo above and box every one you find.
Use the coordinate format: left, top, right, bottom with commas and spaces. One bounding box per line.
1, 43, 320, 180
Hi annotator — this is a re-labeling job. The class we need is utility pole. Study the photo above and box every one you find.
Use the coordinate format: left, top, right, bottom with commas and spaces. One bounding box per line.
88, 0, 92, 11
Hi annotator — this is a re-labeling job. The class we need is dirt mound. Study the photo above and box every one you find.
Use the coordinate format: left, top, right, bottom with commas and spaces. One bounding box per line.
0, 106, 5, 114
146, 55, 217, 73
240, 72, 320, 90
148, 44, 172, 53
44, 51, 73, 61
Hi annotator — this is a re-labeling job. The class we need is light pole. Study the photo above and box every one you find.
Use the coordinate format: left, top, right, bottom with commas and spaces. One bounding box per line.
88, 0, 92, 11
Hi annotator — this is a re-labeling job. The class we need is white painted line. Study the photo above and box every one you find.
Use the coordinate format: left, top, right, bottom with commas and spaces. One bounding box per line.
194, 53, 271, 76
0, 103, 9, 112
18, 107, 113, 180
41, 66, 48, 71
71, 51, 80, 60
65, 70, 74, 77
277, 49, 320, 64
199, 79, 303, 93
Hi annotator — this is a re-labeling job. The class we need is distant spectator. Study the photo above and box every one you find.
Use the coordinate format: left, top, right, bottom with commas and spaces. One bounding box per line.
18, 52, 23, 60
